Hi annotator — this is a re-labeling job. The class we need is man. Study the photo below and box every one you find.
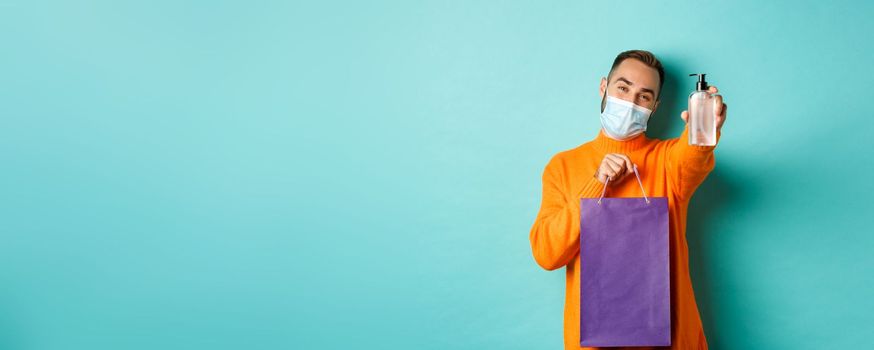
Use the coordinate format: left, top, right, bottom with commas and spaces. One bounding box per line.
529, 50, 727, 350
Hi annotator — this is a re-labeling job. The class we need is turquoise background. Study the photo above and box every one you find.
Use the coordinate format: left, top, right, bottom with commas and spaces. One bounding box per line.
2, 1, 872, 349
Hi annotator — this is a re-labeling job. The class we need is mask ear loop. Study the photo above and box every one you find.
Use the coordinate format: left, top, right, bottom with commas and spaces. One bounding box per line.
600, 79, 609, 113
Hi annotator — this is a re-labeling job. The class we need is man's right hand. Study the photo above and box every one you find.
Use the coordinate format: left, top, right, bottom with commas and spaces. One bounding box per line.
594, 153, 636, 185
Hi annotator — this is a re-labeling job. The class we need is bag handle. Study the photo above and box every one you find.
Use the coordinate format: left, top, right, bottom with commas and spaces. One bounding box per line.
597, 164, 650, 205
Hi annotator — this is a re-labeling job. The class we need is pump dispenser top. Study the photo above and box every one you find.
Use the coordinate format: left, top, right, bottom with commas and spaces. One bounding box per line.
689, 73, 708, 91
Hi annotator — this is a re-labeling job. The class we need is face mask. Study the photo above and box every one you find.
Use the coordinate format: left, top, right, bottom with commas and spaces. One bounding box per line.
599, 93, 653, 140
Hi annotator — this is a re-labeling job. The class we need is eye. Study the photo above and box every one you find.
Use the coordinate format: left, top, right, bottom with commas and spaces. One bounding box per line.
618, 86, 629, 92
641, 95, 651, 101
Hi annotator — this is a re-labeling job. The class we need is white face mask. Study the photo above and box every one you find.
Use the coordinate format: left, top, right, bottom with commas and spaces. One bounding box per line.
599, 94, 653, 140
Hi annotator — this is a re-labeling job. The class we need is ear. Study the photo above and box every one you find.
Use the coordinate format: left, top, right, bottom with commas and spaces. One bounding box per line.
599, 77, 607, 98
652, 100, 660, 114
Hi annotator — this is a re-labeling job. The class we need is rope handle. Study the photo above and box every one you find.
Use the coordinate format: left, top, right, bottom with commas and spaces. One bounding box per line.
597, 164, 650, 205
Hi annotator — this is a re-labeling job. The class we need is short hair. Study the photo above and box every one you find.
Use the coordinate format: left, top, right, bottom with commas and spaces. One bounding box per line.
607, 50, 665, 100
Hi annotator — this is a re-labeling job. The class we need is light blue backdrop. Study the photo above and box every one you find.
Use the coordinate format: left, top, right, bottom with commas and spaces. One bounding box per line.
2, 1, 872, 349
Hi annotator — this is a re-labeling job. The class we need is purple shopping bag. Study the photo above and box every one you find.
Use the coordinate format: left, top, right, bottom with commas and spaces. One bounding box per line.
579, 165, 670, 347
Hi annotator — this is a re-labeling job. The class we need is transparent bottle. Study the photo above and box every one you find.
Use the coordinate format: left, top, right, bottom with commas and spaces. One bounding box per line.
688, 73, 718, 146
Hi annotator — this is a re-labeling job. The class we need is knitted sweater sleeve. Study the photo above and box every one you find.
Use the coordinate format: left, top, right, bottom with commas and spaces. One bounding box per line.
665, 124, 721, 201
529, 154, 605, 271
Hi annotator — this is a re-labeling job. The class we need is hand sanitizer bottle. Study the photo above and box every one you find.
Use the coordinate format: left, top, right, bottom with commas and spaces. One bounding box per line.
688, 73, 717, 146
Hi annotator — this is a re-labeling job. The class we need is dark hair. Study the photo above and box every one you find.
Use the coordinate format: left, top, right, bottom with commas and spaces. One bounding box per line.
607, 50, 665, 100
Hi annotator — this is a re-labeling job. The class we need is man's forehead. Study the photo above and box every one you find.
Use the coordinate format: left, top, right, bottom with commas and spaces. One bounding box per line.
609, 60, 659, 93
611, 59, 659, 85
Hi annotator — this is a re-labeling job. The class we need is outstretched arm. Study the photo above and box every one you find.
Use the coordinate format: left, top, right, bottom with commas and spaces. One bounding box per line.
665, 86, 727, 200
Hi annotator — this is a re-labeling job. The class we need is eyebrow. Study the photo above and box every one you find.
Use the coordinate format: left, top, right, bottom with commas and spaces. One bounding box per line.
614, 77, 656, 96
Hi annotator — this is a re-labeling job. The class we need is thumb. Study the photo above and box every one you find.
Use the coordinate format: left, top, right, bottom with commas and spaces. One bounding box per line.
680, 110, 689, 123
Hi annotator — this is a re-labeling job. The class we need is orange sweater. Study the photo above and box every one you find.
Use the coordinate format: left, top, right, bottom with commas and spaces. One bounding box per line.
529, 124, 721, 350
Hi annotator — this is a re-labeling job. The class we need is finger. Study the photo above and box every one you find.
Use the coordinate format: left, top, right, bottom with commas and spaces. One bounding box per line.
604, 155, 629, 175
717, 103, 727, 130
598, 162, 615, 181
600, 169, 616, 183
708, 86, 719, 94
681, 110, 689, 123
608, 160, 629, 181
603, 158, 624, 177
713, 94, 724, 116
622, 154, 634, 173
616, 154, 635, 174
594, 169, 609, 184
617, 169, 633, 180
606, 158, 634, 182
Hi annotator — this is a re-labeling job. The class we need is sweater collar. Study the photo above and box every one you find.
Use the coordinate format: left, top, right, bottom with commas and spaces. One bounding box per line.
592, 128, 651, 153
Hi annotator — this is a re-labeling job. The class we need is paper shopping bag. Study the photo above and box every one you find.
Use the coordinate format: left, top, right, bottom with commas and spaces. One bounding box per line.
579, 165, 670, 347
